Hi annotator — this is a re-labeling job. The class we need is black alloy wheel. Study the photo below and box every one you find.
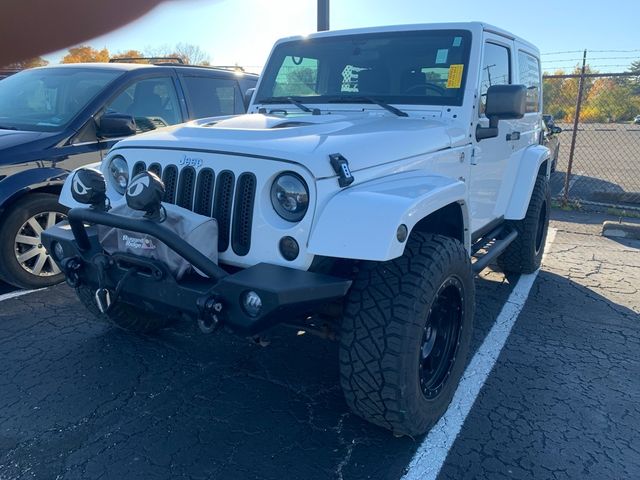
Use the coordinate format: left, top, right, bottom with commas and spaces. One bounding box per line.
419, 277, 464, 400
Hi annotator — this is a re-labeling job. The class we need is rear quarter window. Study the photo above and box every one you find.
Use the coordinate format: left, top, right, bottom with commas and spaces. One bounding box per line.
518, 51, 541, 113
181, 76, 242, 119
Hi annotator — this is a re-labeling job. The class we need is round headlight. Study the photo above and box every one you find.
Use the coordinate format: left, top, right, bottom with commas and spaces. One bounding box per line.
108, 156, 129, 195
270, 172, 309, 222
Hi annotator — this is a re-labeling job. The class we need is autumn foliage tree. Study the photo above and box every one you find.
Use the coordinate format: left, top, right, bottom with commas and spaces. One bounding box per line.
110, 50, 145, 63
543, 64, 640, 123
61, 45, 110, 63
2, 57, 49, 69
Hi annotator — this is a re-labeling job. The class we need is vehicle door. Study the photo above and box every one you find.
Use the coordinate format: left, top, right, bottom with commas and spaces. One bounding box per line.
48, 72, 119, 173
96, 74, 185, 157
177, 74, 246, 120
468, 35, 516, 233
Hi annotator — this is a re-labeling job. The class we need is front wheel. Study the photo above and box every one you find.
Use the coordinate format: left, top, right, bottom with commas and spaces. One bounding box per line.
76, 286, 174, 334
339, 233, 475, 436
0, 194, 67, 289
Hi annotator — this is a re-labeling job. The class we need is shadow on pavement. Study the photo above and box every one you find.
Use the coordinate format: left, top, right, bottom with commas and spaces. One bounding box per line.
0, 272, 515, 480
440, 270, 640, 480
0, 281, 17, 296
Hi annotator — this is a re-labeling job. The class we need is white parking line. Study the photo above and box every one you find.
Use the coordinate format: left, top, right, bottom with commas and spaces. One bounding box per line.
0, 288, 46, 303
402, 228, 557, 480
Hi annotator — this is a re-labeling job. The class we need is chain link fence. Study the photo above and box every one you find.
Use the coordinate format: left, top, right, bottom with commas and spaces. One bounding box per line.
543, 71, 640, 208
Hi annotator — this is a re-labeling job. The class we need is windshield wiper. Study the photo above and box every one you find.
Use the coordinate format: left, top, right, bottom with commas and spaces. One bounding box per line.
326, 95, 408, 117
0, 124, 18, 131
258, 96, 320, 115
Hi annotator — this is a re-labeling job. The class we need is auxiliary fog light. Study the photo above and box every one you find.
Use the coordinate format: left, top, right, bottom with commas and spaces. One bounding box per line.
242, 290, 263, 317
279, 236, 299, 261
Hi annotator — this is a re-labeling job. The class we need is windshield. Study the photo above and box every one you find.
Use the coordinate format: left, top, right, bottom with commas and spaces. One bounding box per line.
256, 29, 472, 107
0, 68, 122, 132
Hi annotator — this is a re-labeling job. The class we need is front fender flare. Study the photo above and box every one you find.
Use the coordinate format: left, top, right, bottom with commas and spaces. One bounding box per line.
308, 172, 468, 261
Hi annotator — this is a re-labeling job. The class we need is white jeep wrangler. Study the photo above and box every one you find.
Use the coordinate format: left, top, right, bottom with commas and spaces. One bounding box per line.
44, 22, 550, 436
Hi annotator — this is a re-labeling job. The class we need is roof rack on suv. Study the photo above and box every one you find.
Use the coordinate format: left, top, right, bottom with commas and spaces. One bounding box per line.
108, 57, 185, 64
210, 65, 245, 72
167, 64, 247, 73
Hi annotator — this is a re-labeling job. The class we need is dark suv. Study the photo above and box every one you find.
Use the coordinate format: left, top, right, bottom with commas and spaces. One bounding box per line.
0, 62, 258, 288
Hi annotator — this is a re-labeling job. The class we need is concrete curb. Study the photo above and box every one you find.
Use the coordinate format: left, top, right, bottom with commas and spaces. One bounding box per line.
602, 221, 640, 240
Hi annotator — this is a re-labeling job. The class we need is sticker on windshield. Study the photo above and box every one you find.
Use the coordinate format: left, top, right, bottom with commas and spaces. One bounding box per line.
435, 49, 449, 64
452, 36, 462, 47
447, 64, 464, 89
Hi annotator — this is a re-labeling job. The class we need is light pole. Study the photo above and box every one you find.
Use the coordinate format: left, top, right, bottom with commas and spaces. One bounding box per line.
318, 0, 329, 31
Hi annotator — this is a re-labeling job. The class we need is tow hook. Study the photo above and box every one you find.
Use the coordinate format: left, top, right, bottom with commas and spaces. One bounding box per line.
61, 257, 83, 288
94, 288, 112, 313
197, 296, 223, 334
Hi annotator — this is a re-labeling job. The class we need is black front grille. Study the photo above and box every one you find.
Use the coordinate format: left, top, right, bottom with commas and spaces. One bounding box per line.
194, 168, 215, 216
176, 166, 196, 209
162, 165, 178, 203
129, 162, 255, 254
148, 163, 162, 178
232, 173, 256, 256
132, 161, 146, 177
214, 171, 235, 253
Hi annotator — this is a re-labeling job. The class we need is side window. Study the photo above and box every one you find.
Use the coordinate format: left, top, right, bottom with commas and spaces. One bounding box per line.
181, 76, 241, 118
480, 43, 511, 114
518, 51, 541, 113
105, 76, 181, 132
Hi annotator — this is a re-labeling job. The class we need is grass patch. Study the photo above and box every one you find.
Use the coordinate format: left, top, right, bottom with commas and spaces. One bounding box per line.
551, 198, 582, 211
606, 208, 640, 219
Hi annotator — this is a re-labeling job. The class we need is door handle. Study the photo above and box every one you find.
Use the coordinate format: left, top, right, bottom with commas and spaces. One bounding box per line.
507, 131, 521, 141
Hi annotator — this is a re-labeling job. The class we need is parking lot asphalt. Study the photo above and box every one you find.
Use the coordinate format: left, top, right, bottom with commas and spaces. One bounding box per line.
550, 123, 640, 205
0, 210, 638, 480
0, 282, 14, 296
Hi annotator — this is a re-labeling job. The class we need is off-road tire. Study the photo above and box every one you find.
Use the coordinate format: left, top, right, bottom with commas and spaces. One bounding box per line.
339, 233, 475, 436
0, 193, 67, 289
76, 286, 173, 334
498, 175, 550, 274
550, 145, 559, 173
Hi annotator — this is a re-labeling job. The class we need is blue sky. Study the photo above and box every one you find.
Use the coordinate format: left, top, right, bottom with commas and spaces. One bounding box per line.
44, 0, 640, 73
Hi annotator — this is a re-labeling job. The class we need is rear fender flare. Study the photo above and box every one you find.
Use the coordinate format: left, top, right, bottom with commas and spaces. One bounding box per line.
504, 145, 550, 220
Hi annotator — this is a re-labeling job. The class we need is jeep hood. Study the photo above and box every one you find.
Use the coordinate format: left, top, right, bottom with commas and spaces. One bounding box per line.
115, 113, 468, 178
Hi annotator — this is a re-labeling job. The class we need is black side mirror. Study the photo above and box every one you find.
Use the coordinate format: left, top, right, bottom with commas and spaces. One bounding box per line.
551, 126, 563, 134
97, 113, 136, 138
244, 88, 256, 110
476, 84, 527, 141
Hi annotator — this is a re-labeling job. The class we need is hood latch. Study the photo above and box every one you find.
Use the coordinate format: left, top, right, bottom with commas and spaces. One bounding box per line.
329, 153, 355, 188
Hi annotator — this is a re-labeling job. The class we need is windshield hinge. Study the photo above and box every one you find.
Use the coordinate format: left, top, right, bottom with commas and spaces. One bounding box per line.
329, 153, 355, 188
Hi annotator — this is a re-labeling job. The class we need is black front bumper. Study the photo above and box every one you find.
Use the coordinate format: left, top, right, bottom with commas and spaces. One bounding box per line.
42, 207, 351, 335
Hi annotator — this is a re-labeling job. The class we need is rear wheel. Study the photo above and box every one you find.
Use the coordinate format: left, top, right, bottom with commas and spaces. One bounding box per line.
0, 194, 67, 289
498, 175, 550, 274
76, 286, 174, 334
550, 145, 559, 172
339, 233, 474, 436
